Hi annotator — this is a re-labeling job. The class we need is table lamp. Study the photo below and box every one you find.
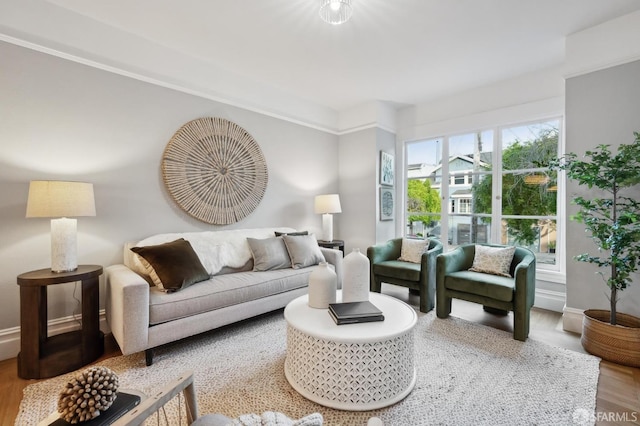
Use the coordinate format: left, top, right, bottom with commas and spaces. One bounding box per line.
314, 194, 341, 242
26, 180, 96, 273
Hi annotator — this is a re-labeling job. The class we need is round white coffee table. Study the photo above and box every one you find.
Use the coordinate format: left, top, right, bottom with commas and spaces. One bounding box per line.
284, 291, 417, 411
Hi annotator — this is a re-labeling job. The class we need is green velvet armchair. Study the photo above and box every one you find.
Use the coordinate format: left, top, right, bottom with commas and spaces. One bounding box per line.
367, 238, 443, 313
436, 244, 536, 341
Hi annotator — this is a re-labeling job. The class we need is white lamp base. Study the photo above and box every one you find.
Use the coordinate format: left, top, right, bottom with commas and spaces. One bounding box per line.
322, 213, 334, 242
51, 217, 78, 273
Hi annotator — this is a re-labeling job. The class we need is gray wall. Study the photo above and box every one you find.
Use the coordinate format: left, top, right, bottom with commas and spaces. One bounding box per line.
338, 128, 377, 254
337, 127, 397, 256
0, 41, 339, 331
565, 59, 640, 317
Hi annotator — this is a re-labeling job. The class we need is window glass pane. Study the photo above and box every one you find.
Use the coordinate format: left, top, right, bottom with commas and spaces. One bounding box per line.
406, 138, 443, 239
501, 170, 558, 215
470, 172, 492, 215
449, 216, 491, 247
450, 131, 494, 172
407, 138, 443, 180
501, 219, 557, 265
501, 120, 559, 171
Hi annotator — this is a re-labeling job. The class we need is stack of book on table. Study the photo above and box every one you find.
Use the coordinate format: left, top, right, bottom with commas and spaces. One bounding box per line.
328, 301, 384, 325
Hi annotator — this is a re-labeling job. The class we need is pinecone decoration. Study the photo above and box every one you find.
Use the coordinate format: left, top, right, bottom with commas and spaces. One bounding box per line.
57, 366, 119, 424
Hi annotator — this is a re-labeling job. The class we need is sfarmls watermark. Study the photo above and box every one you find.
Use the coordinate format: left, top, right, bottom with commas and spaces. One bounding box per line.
573, 408, 638, 424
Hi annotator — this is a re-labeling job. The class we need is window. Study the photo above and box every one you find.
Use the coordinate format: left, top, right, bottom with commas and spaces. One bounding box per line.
404, 119, 561, 271
459, 199, 471, 214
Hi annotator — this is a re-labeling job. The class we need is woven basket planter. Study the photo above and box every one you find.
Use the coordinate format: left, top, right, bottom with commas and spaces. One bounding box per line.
581, 309, 640, 367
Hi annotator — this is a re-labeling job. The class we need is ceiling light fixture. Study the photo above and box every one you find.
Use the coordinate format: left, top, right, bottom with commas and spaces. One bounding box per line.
319, 0, 353, 25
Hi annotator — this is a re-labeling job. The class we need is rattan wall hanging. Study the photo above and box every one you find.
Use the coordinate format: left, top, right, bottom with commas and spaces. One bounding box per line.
162, 117, 268, 225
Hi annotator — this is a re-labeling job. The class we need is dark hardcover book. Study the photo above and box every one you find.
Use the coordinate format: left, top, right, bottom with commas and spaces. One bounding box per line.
328, 301, 385, 325
49, 391, 142, 426
329, 307, 384, 325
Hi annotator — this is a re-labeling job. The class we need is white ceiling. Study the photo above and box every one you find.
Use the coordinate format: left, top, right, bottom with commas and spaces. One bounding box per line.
5, 0, 640, 129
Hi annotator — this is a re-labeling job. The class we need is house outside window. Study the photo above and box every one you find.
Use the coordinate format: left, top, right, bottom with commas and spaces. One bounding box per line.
404, 118, 561, 271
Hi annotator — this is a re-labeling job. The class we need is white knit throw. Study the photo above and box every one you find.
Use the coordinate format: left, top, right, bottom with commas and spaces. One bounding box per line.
231, 411, 323, 426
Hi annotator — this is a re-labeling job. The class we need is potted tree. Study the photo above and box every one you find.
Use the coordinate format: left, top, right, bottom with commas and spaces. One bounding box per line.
551, 132, 640, 367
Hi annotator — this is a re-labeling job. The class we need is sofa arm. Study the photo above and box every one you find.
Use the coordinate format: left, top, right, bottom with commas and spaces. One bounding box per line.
320, 247, 343, 289
105, 264, 151, 355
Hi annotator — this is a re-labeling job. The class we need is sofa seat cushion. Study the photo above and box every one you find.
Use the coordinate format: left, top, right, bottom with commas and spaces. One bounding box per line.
148, 265, 326, 325
444, 270, 515, 302
372, 260, 421, 282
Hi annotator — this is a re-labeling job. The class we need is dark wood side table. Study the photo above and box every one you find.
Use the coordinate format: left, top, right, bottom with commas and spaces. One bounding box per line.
317, 239, 345, 256
17, 265, 104, 379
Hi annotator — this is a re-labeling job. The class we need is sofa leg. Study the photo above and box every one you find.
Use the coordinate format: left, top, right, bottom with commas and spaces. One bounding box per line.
145, 349, 154, 366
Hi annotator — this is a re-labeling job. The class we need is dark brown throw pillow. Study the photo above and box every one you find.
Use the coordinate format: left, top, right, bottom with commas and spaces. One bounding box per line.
130, 238, 209, 292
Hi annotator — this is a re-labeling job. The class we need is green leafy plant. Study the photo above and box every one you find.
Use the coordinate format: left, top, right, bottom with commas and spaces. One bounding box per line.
550, 132, 640, 325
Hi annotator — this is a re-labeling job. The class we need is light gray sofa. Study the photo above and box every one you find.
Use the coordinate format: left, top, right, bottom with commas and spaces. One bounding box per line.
105, 227, 343, 365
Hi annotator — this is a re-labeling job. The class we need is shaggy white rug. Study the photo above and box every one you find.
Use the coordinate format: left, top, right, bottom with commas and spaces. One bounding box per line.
17, 311, 599, 426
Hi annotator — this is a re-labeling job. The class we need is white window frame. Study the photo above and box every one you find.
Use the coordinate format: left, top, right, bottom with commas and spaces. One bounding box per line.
403, 116, 564, 277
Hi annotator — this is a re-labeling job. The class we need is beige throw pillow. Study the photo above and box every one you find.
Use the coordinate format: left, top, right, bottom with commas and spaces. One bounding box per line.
469, 245, 516, 277
398, 238, 430, 263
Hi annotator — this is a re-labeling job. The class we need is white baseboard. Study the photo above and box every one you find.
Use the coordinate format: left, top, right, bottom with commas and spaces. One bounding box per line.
533, 288, 565, 313
0, 310, 110, 362
562, 306, 584, 334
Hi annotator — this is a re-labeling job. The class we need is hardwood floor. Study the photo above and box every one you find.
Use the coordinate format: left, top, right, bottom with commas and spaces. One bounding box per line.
1, 286, 638, 425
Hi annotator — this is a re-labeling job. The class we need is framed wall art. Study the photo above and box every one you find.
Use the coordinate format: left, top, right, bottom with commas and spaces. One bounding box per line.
380, 187, 394, 221
380, 151, 394, 186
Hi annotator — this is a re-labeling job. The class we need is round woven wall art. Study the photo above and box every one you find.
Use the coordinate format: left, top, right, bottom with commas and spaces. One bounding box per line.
162, 117, 268, 225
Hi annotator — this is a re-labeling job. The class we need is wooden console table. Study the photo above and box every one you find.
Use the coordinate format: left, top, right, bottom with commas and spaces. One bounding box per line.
17, 265, 104, 379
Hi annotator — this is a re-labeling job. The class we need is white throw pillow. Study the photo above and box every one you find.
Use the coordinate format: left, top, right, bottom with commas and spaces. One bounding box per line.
398, 238, 430, 263
469, 245, 516, 277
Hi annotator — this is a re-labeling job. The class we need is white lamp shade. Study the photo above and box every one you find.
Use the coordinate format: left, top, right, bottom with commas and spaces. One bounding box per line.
314, 194, 342, 214
26, 180, 96, 272
26, 180, 96, 218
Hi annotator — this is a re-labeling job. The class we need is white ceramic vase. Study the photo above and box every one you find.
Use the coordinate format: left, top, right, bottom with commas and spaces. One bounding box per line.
342, 248, 370, 303
308, 262, 337, 309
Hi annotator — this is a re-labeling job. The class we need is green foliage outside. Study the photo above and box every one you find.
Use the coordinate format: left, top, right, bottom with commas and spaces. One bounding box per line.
407, 179, 441, 227
549, 132, 640, 325
472, 128, 558, 245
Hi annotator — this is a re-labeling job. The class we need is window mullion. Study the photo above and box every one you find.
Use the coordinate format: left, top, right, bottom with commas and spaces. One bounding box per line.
491, 126, 502, 244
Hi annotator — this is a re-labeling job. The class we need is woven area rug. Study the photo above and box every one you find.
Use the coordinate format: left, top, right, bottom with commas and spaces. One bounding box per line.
17, 310, 600, 426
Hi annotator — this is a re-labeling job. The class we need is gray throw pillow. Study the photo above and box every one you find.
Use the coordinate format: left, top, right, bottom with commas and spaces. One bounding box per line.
283, 234, 326, 269
247, 237, 292, 271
